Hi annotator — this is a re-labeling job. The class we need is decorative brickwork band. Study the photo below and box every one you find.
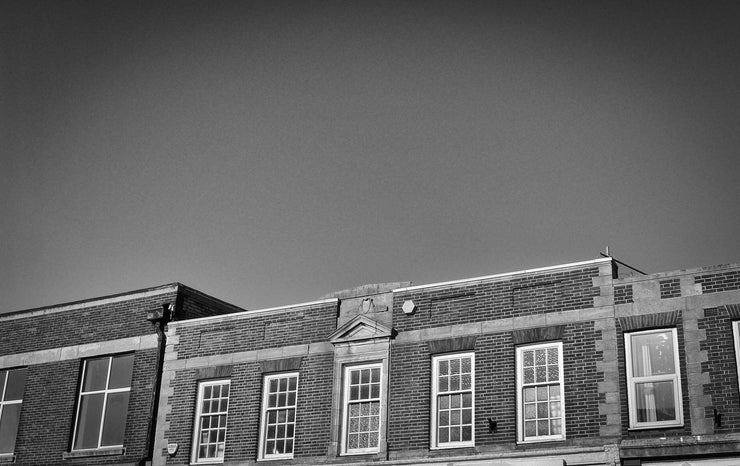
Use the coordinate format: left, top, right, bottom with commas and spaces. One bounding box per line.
696, 271, 740, 294
427, 336, 477, 354
259, 356, 304, 373
195, 365, 232, 380
511, 325, 565, 345
614, 285, 634, 304
617, 310, 680, 331
660, 278, 681, 299
724, 304, 740, 320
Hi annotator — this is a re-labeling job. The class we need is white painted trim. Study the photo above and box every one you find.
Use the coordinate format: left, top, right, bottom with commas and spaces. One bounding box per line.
515, 342, 565, 443
394, 258, 612, 293
0, 285, 179, 321
192, 379, 230, 464
733, 322, 740, 403
624, 328, 683, 429
341, 363, 383, 456
258, 372, 299, 461
430, 352, 475, 449
71, 354, 133, 451
0, 368, 25, 456
0, 335, 158, 368
170, 298, 339, 327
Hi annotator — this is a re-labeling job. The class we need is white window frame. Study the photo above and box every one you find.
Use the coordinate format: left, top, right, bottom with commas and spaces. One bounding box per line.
192, 379, 230, 464
71, 354, 133, 451
341, 363, 382, 455
258, 373, 298, 461
734, 322, 740, 397
625, 328, 683, 429
0, 368, 26, 456
515, 342, 565, 443
430, 352, 475, 449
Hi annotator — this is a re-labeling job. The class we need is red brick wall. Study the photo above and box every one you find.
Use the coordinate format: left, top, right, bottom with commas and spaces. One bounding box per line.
392, 267, 601, 332
616, 313, 693, 439
696, 271, 740, 294
0, 291, 178, 353
387, 322, 603, 456
12, 348, 159, 465
164, 354, 335, 464
699, 305, 740, 433
173, 302, 337, 359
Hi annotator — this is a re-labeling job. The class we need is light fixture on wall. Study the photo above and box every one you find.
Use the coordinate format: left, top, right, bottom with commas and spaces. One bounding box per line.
487, 418, 497, 433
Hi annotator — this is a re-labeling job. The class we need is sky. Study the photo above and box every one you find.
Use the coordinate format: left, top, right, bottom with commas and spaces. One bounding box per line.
2, 0, 740, 314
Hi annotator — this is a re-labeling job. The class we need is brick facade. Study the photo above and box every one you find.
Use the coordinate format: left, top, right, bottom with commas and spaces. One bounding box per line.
0, 283, 242, 465
7, 259, 740, 466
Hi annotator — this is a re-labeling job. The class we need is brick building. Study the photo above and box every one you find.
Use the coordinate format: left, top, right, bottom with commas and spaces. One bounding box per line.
4, 258, 740, 465
145, 257, 740, 465
0, 283, 245, 466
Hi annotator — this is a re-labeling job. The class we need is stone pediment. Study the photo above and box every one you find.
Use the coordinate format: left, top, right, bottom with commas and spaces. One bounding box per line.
328, 315, 393, 345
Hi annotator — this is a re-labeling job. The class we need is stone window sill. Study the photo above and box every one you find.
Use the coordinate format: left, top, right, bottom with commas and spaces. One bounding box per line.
0, 454, 16, 464
63, 447, 125, 459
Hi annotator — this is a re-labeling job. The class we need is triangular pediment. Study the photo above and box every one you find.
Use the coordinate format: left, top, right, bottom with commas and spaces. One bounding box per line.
329, 315, 393, 344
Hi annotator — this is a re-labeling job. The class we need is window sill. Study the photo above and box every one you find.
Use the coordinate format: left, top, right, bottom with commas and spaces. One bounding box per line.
340, 450, 381, 457
257, 455, 294, 462
430, 443, 475, 450
63, 447, 125, 459
517, 437, 566, 445
0, 454, 16, 464
628, 422, 684, 431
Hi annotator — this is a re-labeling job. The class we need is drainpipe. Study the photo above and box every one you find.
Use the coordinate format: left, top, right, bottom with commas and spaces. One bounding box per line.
142, 302, 174, 466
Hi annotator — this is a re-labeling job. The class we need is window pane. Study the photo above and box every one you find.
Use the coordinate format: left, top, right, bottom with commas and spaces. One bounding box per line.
262, 375, 296, 458
108, 354, 134, 389
0, 404, 21, 454
450, 359, 460, 374
101, 392, 130, 446
461, 373, 472, 390
631, 331, 675, 377
197, 381, 229, 461
636, 381, 677, 422
4, 368, 27, 401
520, 344, 563, 440
74, 393, 105, 449
83, 358, 110, 392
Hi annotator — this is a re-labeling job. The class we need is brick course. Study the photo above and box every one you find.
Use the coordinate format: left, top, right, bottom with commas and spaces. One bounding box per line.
12, 349, 159, 465
614, 285, 634, 305
660, 278, 681, 299
699, 305, 740, 433
696, 271, 740, 294
173, 302, 337, 359
0, 292, 178, 354
393, 267, 601, 333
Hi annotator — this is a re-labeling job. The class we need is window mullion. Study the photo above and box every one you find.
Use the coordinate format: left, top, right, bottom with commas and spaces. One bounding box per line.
1, 371, 8, 401
71, 360, 89, 450
96, 357, 114, 449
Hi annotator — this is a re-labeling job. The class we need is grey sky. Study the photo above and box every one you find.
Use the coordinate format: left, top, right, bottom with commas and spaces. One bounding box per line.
2, 0, 739, 313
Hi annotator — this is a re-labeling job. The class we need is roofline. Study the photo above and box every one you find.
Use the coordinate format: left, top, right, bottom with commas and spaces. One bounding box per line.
176, 284, 249, 314
170, 297, 340, 327
1, 283, 181, 321
393, 257, 613, 293
613, 261, 740, 284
